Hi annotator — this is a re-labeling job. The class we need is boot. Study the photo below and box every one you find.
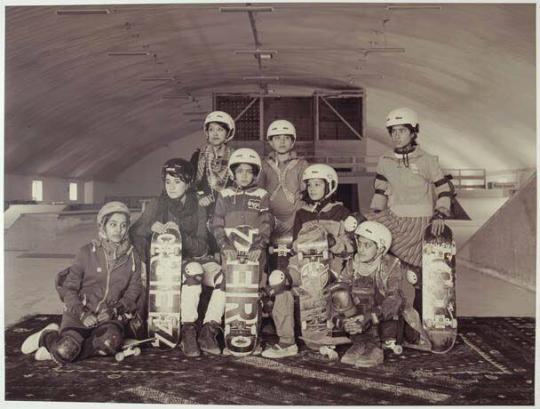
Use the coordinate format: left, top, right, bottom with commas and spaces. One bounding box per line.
21, 323, 59, 354
180, 323, 200, 357
198, 321, 221, 355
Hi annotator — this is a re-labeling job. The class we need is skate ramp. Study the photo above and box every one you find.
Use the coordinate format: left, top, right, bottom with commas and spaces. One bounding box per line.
5, 315, 533, 405
458, 173, 536, 291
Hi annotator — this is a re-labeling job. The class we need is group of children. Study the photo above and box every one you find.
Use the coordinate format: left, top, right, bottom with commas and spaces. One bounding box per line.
21, 107, 453, 368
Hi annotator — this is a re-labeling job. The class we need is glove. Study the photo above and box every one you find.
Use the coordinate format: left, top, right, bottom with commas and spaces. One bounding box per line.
343, 314, 372, 335
222, 249, 238, 261
151, 221, 166, 234
327, 233, 337, 249
199, 195, 214, 207
97, 308, 115, 323
248, 249, 261, 263
80, 311, 98, 328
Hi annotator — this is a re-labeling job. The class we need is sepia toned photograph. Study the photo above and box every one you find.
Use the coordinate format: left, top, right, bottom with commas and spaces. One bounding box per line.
2, 1, 536, 406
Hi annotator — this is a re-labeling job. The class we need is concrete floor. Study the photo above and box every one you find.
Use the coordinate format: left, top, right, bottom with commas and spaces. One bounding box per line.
3, 200, 536, 327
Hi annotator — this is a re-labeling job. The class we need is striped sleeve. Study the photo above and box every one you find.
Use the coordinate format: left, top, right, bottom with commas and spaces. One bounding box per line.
370, 159, 389, 211
429, 156, 451, 216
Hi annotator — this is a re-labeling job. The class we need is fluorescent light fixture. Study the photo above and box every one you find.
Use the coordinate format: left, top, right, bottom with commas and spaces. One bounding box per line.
243, 76, 280, 81
162, 94, 191, 99
56, 9, 110, 15
108, 51, 150, 56
140, 76, 176, 81
220, 6, 274, 12
365, 48, 405, 54
387, 5, 441, 10
235, 49, 277, 56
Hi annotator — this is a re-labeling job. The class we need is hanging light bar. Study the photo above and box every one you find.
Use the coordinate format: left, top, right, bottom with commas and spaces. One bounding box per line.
243, 76, 280, 81
56, 9, 111, 15
140, 77, 176, 81
108, 51, 150, 56
220, 6, 274, 13
387, 5, 442, 10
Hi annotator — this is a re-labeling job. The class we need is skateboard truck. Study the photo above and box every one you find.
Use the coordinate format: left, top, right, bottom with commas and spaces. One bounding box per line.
115, 337, 156, 362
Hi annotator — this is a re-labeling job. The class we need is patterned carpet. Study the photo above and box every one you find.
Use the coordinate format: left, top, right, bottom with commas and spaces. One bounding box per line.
5, 315, 534, 405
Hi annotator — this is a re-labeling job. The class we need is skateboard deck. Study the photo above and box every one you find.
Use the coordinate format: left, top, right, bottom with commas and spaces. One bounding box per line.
147, 222, 182, 349
224, 225, 260, 356
296, 223, 347, 350
422, 224, 457, 354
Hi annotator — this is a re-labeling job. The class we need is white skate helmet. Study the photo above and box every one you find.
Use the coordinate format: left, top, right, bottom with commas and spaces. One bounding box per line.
266, 119, 297, 144
302, 164, 338, 199
385, 107, 419, 133
204, 111, 236, 141
97, 201, 130, 226
354, 221, 392, 255
228, 148, 262, 178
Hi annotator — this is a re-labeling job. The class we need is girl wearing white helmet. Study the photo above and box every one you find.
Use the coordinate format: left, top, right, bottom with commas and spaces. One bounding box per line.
368, 107, 452, 351
22, 201, 143, 364
129, 158, 224, 358
190, 110, 236, 211
212, 148, 274, 354
259, 119, 309, 239
330, 220, 431, 366
262, 163, 360, 359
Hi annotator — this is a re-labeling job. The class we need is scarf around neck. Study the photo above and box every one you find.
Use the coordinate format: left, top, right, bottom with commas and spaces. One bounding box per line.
195, 143, 232, 194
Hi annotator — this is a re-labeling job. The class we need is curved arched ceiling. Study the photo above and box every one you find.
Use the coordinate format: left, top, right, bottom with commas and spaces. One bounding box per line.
4, 3, 536, 181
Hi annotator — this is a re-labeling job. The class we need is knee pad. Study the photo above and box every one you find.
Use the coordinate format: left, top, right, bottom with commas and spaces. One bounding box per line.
91, 322, 124, 356
267, 269, 292, 297
183, 262, 204, 286
52, 333, 82, 364
328, 282, 358, 319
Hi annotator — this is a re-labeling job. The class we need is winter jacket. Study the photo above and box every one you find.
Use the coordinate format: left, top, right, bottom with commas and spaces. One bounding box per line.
293, 201, 356, 256
129, 189, 209, 263
212, 184, 274, 252
61, 241, 142, 319
338, 253, 404, 320
371, 147, 452, 217
258, 151, 309, 235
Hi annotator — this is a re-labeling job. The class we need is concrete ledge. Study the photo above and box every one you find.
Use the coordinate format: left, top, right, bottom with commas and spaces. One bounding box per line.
458, 258, 535, 293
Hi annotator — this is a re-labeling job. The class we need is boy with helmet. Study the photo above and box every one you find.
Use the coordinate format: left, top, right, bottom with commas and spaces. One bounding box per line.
262, 163, 359, 359
129, 158, 224, 357
211, 148, 274, 353
21, 202, 143, 364
330, 221, 412, 367
368, 107, 452, 349
259, 119, 309, 240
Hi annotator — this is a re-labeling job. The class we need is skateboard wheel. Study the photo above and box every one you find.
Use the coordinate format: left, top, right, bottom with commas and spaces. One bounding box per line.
115, 352, 125, 362
301, 321, 307, 331
133, 347, 141, 357
394, 345, 403, 355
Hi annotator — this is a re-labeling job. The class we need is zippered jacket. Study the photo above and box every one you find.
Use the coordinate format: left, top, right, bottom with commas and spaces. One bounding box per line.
212, 185, 274, 251
61, 241, 142, 318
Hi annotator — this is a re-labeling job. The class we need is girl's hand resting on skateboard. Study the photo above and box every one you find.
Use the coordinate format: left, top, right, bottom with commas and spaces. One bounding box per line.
431, 219, 445, 236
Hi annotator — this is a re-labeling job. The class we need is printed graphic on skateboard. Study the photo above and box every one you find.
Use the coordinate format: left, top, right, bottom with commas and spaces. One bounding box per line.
148, 222, 182, 349
422, 224, 457, 354
296, 223, 348, 350
224, 225, 260, 356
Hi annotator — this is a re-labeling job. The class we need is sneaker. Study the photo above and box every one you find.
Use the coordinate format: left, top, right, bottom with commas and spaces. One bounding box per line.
198, 321, 222, 355
341, 343, 366, 365
21, 323, 59, 354
261, 343, 298, 358
349, 343, 384, 368
34, 346, 52, 361
180, 323, 200, 357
